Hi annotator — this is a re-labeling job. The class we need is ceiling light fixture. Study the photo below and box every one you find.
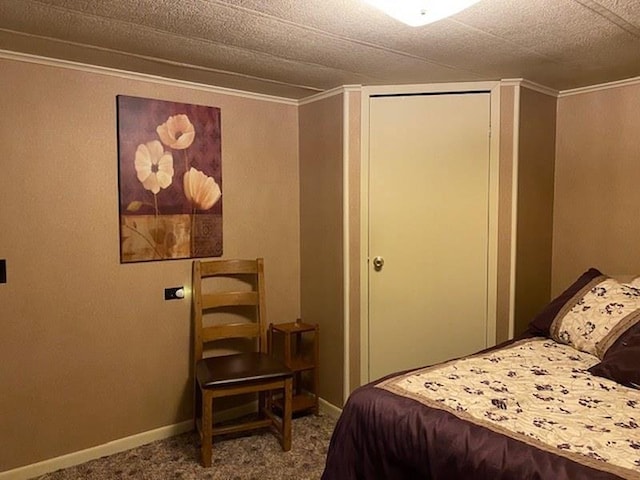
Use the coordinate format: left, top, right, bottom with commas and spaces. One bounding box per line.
363, 0, 482, 27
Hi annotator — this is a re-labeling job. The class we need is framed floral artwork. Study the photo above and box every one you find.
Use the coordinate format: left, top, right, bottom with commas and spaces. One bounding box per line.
116, 95, 222, 263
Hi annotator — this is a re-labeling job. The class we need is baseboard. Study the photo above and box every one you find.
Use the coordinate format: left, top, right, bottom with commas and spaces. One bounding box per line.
2, 399, 341, 479
0, 420, 193, 480
318, 397, 343, 419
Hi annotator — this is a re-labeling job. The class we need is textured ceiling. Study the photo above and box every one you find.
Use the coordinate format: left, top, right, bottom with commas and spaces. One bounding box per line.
1, 0, 639, 99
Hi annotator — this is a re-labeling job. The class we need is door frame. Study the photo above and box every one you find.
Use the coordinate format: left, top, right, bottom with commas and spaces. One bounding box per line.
359, 82, 502, 385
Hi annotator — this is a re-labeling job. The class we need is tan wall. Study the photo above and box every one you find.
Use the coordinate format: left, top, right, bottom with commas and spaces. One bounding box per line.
553, 82, 640, 294
298, 94, 345, 407
0, 58, 300, 471
514, 87, 556, 335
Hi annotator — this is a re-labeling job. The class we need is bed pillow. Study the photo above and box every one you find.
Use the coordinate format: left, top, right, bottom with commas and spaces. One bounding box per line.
528, 268, 603, 337
549, 276, 640, 358
588, 321, 640, 388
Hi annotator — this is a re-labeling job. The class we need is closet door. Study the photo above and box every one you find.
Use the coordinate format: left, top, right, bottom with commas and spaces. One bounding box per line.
368, 92, 491, 381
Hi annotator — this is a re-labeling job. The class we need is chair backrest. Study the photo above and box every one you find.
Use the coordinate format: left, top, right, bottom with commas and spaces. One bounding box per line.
192, 258, 267, 364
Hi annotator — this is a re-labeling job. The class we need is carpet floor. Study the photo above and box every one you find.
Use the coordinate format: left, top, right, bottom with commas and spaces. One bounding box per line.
37, 414, 336, 480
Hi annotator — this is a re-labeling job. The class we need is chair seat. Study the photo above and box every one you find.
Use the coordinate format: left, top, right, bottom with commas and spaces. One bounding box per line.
196, 352, 292, 388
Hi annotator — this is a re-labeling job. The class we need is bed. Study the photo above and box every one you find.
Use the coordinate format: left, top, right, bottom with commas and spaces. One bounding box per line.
322, 268, 640, 480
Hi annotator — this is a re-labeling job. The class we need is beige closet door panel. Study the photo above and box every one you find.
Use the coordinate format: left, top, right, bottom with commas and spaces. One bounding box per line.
368, 93, 491, 381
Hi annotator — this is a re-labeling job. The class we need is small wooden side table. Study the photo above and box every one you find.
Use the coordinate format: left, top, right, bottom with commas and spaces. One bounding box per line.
269, 320, 319, 415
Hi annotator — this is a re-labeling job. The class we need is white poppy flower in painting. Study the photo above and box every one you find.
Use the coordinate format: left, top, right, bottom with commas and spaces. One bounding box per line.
134, 140, 174, 194
156, 114, 195, 150
183, 167, 221, 210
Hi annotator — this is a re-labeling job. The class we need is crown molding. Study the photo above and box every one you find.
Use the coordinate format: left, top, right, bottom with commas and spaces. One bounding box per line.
298, 84, 362, 105
501, 78, 559, 97
559, 75, 640, 97
0, 49, 299, 106
10, 46, 638, 104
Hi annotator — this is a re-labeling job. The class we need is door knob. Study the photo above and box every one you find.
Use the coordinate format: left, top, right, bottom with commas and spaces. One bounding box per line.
372, 256, 385, 271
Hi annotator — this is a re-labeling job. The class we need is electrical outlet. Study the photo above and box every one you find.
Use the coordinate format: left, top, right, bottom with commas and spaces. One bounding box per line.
164, 286, 185, 300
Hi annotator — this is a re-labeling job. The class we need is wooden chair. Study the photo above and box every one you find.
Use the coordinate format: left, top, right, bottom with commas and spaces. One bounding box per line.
192, 258, 293, 467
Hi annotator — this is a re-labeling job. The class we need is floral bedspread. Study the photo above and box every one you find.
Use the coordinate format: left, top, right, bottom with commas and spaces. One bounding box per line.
378, 338, 640, 479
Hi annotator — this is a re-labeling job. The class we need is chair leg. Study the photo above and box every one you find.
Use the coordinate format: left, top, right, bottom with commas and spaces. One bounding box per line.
201, 390, 213, 467
282, 377, 292, 451
194, 384, 201, 431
